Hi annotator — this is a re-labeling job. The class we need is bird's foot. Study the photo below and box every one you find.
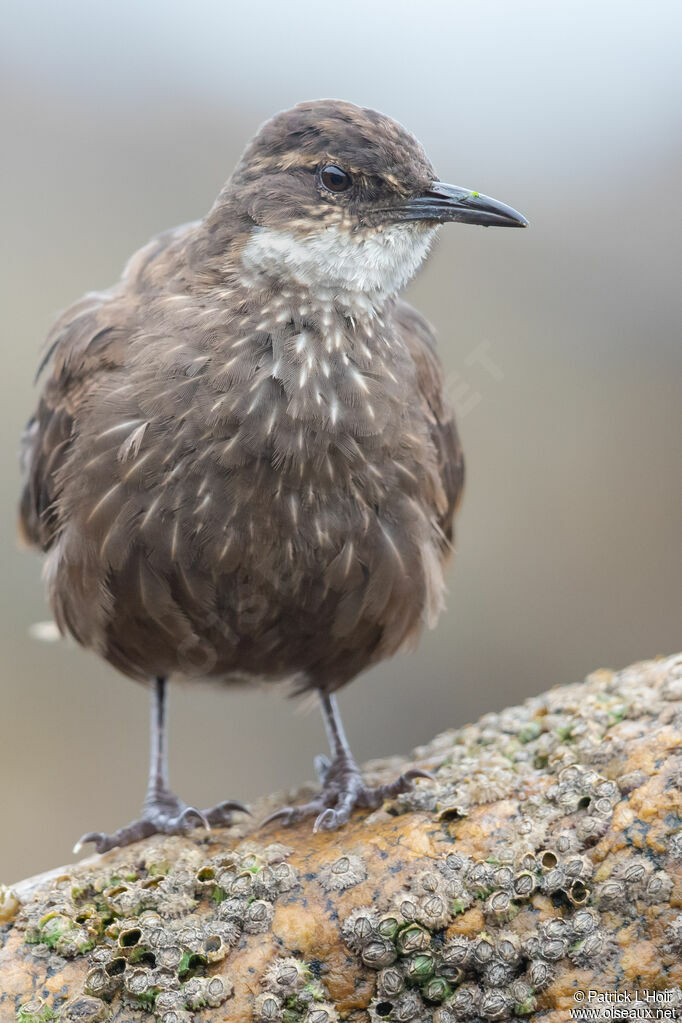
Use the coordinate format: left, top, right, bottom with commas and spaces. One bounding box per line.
74, 788, 249, 854
263, 754, 433, 833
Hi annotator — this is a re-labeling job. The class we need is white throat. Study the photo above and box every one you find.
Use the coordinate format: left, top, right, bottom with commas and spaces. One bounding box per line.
241, 222, 438, 300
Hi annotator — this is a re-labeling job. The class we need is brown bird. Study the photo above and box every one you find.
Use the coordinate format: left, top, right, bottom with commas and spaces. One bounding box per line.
19, 100, 527, 852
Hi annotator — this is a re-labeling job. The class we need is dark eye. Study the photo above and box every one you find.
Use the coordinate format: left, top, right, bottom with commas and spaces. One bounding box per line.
320, 164, 352, 193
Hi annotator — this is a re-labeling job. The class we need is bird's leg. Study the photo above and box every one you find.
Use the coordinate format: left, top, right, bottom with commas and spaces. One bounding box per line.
74, 677, 248, 854
264, 692, 433, 832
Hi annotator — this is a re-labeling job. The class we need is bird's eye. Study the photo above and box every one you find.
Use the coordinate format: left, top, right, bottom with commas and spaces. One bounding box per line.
320, 165, 352, 193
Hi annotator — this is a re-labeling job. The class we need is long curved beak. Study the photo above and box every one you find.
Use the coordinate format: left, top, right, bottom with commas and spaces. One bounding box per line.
394, 181, 529, 228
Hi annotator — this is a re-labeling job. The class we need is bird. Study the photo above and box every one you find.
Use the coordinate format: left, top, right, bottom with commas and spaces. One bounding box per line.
19, 99, 527, 852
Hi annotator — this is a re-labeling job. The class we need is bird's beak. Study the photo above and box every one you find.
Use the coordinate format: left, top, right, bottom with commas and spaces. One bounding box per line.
393, 181, 529, 229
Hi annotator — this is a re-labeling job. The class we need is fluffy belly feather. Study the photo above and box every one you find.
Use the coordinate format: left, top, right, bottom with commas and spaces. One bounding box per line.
48, 429, 446, 689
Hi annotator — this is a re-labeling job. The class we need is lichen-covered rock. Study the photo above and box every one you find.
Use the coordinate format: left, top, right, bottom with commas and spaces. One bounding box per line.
1, 653, 681, 1022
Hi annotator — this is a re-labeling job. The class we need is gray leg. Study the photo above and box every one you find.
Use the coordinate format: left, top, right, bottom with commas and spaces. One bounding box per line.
263, 691, 433, 833
74, 677, 248, 854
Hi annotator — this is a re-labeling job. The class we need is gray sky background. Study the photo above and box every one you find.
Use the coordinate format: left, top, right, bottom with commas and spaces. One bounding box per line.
3, 1, 682, 181
1, 0, 680, 882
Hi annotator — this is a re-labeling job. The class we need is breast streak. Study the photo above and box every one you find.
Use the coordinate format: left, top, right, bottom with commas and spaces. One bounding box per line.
52, 303, 447, 685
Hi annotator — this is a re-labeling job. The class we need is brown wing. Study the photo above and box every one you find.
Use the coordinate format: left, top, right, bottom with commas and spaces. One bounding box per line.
19, 224, 192, 553
394, 299, 464, 544
19, 292, 124, 551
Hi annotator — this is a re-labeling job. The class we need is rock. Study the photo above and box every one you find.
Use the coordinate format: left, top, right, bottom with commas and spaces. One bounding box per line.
1, 653, 681, 1022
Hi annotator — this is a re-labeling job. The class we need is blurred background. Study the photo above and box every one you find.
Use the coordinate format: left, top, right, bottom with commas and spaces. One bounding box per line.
1, 0, 680, 882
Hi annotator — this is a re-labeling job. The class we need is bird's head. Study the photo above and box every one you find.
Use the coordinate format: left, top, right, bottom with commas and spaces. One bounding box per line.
211, 100, 527, 299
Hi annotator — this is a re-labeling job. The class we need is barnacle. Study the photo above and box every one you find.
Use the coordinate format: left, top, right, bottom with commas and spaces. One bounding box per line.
269, 860, 299, 891
264, 956, 310, 995
594, 878, 626, 907
469, 933, 495, 967
528, 958, 553, 989
441, 852, 468, 875
467, 861, 494, 895
341, 906, 378, 952
377, 913, 401, 942
554, 830, 578, 855
217, 895, 247, 921
575, 814, 609, 842
439, 935, 470, 972
421, 976, 451, 1003
376, 966, 404, 998
540, 935, 568, 961
254, 992, 282, 1022
512, 870, 535, 897
451, 983, 480, 1016
304, 1005, 337, 1023
154, 992, 185, 1013
58, 998, 108, 1023
396, 923, 430, 955
84, 965, 119, 999
416, 892, 450, 929
569, 927, 611, 967
193, 866, 216, 896
229, 870, 253, 897
643, 869, 673, 902
510, 980, 536, 1016
405, 950, 435, 982
482, 960, 514, 987
484, 890, 514, 922
243, 898, 274, 932
496, 931, 520, 964
123, 966, 152, 996
362, 937, 398, 968
318, 854, 366, 891
492, 864, 514, 889
479, 987, 512, 1019
413, 870, 441, 893
393, 894, 419, 923
540, 865, 566, 893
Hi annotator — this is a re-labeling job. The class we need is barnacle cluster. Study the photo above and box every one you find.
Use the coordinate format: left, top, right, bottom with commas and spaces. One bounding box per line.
340, 653, 682, 1020
256, 958, 338, 1022
6, 653, 681, 1021
341, 848, 624, 1021
16, 841, 299, 1022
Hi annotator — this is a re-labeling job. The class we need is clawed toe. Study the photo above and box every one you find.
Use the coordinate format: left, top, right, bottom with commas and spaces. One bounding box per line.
261, 807, 293, 828
176, 806, 211, 832
73, 831, 109, 856
74, 817, 156, 855
74, 793, 249, 854
313, 807, 340, 832
203, 799, 250, 826
262, 804, 313, 828
370, 767, 434, 802
262, 756, 433, 833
